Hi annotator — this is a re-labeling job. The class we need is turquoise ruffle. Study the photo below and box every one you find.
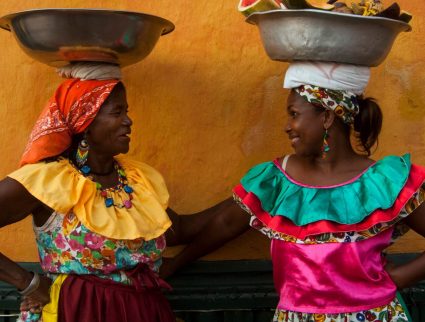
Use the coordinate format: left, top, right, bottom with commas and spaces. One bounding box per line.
240, 154, 411, 226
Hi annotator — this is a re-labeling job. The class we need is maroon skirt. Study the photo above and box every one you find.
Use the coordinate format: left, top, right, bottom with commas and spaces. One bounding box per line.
58, 265, 175, 322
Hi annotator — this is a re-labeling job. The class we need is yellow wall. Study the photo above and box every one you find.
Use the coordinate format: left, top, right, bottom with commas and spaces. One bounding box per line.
0, 0, 424, 262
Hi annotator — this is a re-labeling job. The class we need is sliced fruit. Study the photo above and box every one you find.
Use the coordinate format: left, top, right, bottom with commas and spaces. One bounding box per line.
332, 3, 354, 14
376, 2, 400, 19
351, 2, 365, 15
281, 0, 335, 10
238, 0, 282, 17
371, 2, 412, 23
351, 0, 384, 16
398, 11, 413, 23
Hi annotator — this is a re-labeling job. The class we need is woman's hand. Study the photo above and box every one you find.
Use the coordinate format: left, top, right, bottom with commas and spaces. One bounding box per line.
19, 275, 52, 312
385, 261, 409, 290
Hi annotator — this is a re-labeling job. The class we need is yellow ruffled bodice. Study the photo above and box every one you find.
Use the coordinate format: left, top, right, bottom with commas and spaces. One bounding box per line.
8, 157, 171, 240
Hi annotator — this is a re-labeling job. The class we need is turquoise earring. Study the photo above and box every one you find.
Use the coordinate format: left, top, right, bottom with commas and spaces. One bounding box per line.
76, 138, 90, 174
322, 129, 330, 159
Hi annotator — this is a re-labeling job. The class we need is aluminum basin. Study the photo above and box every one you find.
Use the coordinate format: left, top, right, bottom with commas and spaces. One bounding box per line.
0, 8, 175, 67
246, 9, 411, 66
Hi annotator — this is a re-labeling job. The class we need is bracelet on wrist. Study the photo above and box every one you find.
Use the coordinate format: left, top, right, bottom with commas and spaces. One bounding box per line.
19, 272, 40, 296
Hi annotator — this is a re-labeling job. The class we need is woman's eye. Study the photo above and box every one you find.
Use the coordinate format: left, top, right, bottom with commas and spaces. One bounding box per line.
110, 108, 123, 115
110, 106, 128, 116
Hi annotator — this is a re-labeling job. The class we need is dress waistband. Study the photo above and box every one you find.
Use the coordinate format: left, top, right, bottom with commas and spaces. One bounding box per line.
71, 264, 172, 293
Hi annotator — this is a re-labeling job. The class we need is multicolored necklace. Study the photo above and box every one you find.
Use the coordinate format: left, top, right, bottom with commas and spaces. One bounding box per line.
77, 160, 134, 209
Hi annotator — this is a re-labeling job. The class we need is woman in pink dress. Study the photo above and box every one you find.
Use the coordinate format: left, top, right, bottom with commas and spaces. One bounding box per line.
166, 62, 425, 321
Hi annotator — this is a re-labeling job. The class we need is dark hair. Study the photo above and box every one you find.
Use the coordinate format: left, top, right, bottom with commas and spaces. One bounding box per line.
352, 97, 383, 156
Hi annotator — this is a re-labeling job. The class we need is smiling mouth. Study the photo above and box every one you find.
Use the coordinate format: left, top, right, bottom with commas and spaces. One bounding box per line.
289, 137, 300, 145
119, 134, 131, 140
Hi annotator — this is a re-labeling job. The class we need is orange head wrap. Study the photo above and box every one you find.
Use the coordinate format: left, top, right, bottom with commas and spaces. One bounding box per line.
20, 78, 120, 166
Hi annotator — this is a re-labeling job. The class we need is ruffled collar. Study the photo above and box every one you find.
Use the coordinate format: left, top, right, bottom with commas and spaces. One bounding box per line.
8, 157, 171, 240
239, 154, 411, 226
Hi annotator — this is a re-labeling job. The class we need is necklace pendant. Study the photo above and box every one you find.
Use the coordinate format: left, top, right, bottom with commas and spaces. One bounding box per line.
123, 185, 133, 194
81, 165, 91, 175
123, 199, 132, 209
105, 198, 114, 208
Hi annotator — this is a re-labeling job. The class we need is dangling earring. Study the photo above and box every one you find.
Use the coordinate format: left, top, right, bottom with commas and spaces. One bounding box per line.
322, 129, 330, 159
76, 138, 90, 174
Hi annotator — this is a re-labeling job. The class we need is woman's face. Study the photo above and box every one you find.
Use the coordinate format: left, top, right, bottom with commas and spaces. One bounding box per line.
86, 84, 133, 157
285, 90, 326, 157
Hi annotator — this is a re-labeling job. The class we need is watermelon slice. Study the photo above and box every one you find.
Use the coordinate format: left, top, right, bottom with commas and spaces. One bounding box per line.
238, 0, 282, 17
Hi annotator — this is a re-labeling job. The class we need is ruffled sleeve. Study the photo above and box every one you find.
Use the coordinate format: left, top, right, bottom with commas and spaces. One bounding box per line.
8, 157, 171, 241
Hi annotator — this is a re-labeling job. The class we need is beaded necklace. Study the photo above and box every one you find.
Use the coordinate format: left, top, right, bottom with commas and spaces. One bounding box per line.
74, 160, 134, 209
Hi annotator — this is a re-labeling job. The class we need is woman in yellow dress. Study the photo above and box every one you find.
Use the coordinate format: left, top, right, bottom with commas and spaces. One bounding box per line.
0, 64, 246, 322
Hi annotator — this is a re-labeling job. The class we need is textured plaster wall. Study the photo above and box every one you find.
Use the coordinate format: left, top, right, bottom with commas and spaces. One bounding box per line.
0, 0, 423, 261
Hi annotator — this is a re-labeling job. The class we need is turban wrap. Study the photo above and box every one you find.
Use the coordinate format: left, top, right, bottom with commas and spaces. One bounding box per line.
284, 61, 371, 124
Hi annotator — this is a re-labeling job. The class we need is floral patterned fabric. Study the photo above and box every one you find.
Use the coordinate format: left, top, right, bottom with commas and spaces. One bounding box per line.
18, 313, 40, 322
273, 296, 408, 322
18, 211, 167, 322
34, 210, 166, 283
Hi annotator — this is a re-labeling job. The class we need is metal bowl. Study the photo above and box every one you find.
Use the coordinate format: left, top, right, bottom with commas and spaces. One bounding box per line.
246, 9, 411, 66
0, 8, 175, 67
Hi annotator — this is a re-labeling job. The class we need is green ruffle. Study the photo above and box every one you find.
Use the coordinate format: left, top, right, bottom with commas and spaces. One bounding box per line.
240, 154, 411, 226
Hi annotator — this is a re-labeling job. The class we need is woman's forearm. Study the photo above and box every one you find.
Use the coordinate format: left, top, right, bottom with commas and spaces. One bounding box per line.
0, 252, 33, 290
395, 204, 425, 288
167, 200, 250, 274
387, 252, 425, 289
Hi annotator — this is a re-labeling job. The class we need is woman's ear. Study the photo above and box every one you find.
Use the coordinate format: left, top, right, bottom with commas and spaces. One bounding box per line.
323, 110, 336, 130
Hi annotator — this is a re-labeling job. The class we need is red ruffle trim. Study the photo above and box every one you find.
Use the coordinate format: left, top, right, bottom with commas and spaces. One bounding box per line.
234, 164, 425, 239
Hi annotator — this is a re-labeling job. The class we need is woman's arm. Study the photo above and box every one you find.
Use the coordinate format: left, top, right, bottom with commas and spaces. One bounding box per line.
0, 177, 52, 308
386, 202, 425, 289
162, 197, 250, 277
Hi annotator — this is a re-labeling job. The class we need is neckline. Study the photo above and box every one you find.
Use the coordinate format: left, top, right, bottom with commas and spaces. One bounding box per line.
272, 158, 377, 189
60, 157, 127, 185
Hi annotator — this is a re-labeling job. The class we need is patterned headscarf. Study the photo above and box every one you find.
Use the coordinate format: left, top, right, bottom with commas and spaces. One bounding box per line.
284, 62, 370, 124
20, 78, 120, 166
295, 85, 359, 124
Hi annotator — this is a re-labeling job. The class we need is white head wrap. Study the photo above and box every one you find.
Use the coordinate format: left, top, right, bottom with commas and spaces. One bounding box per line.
283, 61, 370, 95
56, 62, 122, 80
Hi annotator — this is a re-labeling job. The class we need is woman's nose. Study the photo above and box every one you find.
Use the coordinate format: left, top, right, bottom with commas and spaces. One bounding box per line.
285, 121, 291, 133
123, 114, 133, 126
